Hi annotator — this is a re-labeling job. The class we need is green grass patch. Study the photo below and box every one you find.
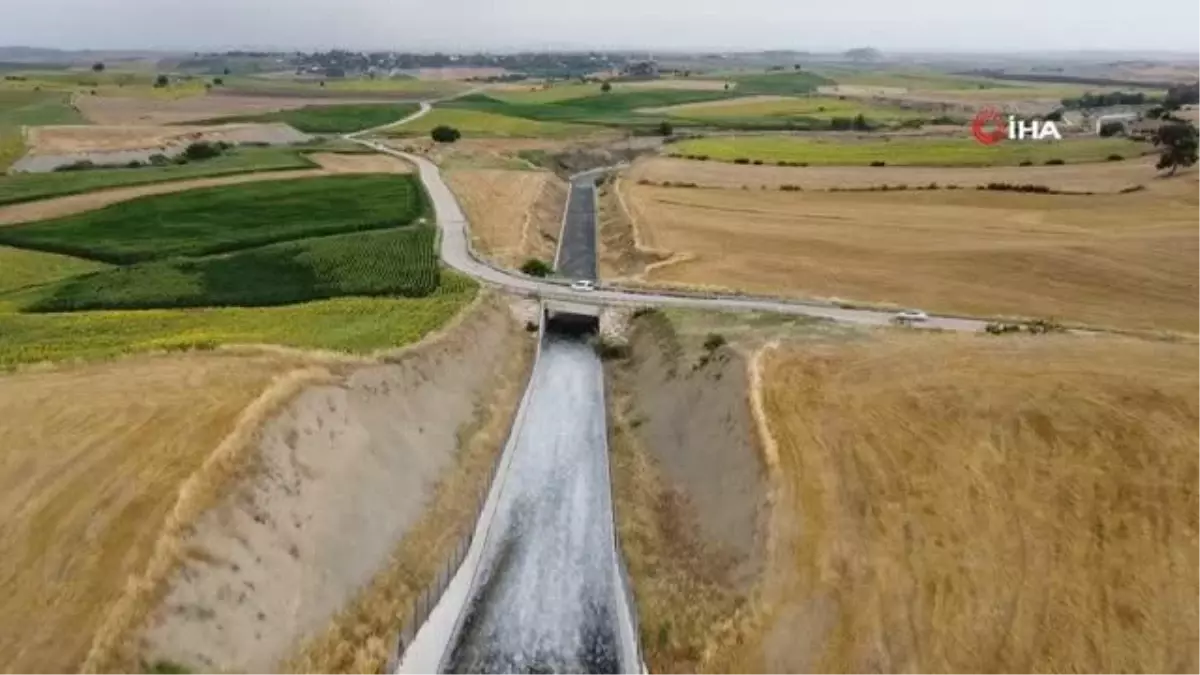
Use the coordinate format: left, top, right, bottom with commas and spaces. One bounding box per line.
192, 102, 421, 133
652, 95, 925, 122
0, 246, 109, 294
0, 88, 88, 171
0, 174, 424, 263
223, 75, 465, 98
670, 135, 1149, 166
812, 67, 1015, 91
0, 291, 476, 369
727, 71, 834, 95
27, 228, 463, 311
0, 146, 316, 205
387, 107, 590, 138
488, 80, 736, 104
443, 90, 736, 129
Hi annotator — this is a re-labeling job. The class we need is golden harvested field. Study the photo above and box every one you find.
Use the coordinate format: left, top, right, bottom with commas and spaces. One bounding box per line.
0, 353, 311, 673
620, 176, 1198, 332
445, 168, 565, 266
744, 334, 1198, 673
74, 94, 394, 126
0, 152, 410, 225
630, 156, 1159, 193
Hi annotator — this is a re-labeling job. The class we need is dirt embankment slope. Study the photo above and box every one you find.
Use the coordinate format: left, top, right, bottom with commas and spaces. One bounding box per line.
606, 310, 767, 672
444, 168, 566, 268
89, 296, 534, 673
0, 352, 315, 674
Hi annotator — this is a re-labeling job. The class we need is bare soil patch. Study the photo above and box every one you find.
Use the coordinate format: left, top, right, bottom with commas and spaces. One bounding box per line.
748, 333, 1198, 672
0, 152, 408, 226
26, 123, 305, 156
75, 94, 394, 126
133, 296, 533, 673
444, 168, 564, 267
621, 175, 1198, 332
0, 352, 308, 673
629, 155, 1159, 193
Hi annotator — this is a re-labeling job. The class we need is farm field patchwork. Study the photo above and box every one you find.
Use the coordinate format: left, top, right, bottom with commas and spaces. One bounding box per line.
669, 135, 1147, 166
628, 155, 1161, 193
0, 88, 89, 170
620, 175, 1198, 332
487, 78, 735, 104
386, 107, 590, 138
0, 246, 109, 294
0, 174, 424, 263
222, 75, 466, 99
750, 333, 1197, 672
638, 94, 924, 121
26, 228, 464, 311
0, 146, 316, 206
191, 102, 421, 133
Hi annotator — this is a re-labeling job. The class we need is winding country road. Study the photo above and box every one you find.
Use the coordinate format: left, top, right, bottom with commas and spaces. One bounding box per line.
350, 102, 988, 331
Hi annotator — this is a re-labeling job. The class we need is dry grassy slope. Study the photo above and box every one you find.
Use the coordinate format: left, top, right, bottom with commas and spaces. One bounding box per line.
606, 312, 766, 672
746, 333, 1198, 673
622, 176, 1198, 332
132, 296, 534, 674
0, 353, 310, 673
445, 168, 565, 267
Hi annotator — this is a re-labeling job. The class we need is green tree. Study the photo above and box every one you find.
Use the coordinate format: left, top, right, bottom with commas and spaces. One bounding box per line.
600, 80, 612, 93
657, 120, 673, 136
154, 74, 169, 88
431, 125, 462, 143
1152, 121, 1199, 176
520, 258, 552, 277
852, 113, 869, 130
91, 62, 105, 72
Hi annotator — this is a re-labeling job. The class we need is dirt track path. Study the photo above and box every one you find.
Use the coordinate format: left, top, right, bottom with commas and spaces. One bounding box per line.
0, 153, 412, 226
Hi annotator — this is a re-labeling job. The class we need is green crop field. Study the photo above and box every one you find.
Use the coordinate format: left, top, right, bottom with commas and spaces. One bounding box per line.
0, 88, 88, 171
387, 107, 591, 138
28, 228, 461, 311
0, 292, 476, 368
222, 75, 466, 98
0, 146, 316, 205
650, 95, 925, 121
0, 174, 424, 263
442, 89, 736, 129
0, 246, 109, 295
487, 79, 735, 104
192, 102, 421, 133
812, 67, 1016, 91
727, 71, 834, 95
669, 135, 1149, 166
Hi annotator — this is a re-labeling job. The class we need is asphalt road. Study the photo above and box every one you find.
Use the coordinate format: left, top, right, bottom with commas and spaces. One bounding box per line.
442, 336, 630, 674
555, 178, 599, 281
354, 139, 987, 333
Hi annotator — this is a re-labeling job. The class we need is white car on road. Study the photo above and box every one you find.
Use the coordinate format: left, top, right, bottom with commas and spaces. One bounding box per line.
891, 309, 929, 324
570, 279, 596, 292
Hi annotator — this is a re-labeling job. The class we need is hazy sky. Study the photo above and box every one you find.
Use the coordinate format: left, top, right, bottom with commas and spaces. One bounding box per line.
3, 0, 1198, 53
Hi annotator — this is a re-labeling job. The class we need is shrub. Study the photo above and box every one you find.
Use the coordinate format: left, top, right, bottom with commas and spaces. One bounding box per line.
1018, 160, 1034, 166
926, 182, 939, 190
869, 160, 886, 167
1098, 121, 1126, 137
780, 184, 802, 191
703, 333, 727, 351
752, 159, 764, 165
733, 158, 750, 164
54, 160, 97, 172
153, 74, 169, 88
1106, 154, 1124, 161
1044, 158, 1065, 165
696, 154, 709, 161
430, 125, 461, 143
148, 153, 172, 166
519, 258, 553, 277
126, 160, 143, 169
183, 141, 224, 161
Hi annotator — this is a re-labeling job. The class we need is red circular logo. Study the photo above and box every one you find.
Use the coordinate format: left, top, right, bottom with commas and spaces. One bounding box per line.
971, 107, 1007, 145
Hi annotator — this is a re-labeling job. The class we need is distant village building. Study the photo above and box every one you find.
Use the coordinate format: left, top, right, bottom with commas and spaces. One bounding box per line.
622, 60, 659, 79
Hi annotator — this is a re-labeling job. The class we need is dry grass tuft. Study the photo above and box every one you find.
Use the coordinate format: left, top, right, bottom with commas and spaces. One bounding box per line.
749, 333, 1198, 672
445, 168, 563, 267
